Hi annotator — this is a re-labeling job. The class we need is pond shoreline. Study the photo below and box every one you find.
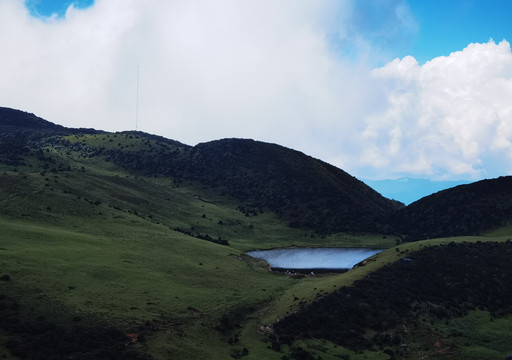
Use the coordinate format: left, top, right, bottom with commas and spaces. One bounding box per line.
270, 267, 350, 274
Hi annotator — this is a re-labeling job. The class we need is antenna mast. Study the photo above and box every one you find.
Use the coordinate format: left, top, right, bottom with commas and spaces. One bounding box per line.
136, 65, 139, 131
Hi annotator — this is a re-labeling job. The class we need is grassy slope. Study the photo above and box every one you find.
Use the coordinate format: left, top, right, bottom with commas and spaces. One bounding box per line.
0, 134, 396, 359
3, 219, 508, 359
0, 217, 292, 359
1, 131, 511, 359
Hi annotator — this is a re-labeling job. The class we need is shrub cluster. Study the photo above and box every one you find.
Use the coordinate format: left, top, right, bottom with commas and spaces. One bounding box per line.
173, 227, 229, 246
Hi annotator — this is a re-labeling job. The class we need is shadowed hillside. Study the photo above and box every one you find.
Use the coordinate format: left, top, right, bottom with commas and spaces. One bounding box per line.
86, 137, 405, 234
0, 107, 68, 133
391, 176, 512, 241
168, 138, 404, 234
272, 241, 512, 359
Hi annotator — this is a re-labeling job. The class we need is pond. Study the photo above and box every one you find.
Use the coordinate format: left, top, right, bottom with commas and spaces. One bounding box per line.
247, 247, 382, 272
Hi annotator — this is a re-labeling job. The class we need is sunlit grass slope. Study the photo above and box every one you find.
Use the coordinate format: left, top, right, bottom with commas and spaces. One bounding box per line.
0, 217, 294, 359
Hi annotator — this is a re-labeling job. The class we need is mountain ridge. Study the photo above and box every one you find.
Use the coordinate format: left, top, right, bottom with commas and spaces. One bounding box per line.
1, 106, 511, 239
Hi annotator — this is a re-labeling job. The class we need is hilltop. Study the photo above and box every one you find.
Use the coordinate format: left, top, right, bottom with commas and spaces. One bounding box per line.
100, 137, 405, 234
0, 107, 403, 236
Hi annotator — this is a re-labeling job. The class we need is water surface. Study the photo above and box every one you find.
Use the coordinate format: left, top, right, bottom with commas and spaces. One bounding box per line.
247, 247, 381, 270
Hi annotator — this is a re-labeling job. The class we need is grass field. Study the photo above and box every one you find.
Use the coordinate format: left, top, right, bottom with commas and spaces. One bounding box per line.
2, 209, 510, 359
1, 132, 511, 359
0, 216, 293, 359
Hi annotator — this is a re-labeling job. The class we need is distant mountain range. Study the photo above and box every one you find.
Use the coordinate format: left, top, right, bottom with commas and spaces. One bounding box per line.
1, 106, 511, 240
362, 178, 472, 205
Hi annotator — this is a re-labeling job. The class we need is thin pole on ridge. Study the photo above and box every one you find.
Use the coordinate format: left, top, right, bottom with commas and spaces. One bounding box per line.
136, 65, 139, 131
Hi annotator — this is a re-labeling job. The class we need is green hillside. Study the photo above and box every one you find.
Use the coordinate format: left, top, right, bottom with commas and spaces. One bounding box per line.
273, 240, 512, 360
1, 107, 512, 360
0, 108, 396, 359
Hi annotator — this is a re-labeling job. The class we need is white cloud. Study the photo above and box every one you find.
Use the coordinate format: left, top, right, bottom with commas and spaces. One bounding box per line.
0, 0, 370, 149
358, 40, 512, 180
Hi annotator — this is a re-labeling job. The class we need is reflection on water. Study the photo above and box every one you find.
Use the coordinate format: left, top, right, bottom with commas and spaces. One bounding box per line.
247, 248, 381, 270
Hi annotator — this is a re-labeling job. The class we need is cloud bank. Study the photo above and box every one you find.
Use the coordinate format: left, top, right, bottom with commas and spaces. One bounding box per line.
1, 1, 365, 140
360, 40, 512, 179
0, 0, 511, 180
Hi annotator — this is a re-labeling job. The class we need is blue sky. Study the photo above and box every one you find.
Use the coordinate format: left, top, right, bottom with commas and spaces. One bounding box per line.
408, 0, 512, 63
2, 1, 512, 202
345, 0, 512, 64
24, 0, 94, 18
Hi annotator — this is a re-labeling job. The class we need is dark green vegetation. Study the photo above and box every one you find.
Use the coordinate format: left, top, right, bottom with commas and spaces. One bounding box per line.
1, 107, 512, 359
391, 177, 512, 241
272, 241, 512, 359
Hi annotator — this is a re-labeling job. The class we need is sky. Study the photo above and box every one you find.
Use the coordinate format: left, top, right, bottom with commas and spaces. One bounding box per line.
2, 0, 512, 187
